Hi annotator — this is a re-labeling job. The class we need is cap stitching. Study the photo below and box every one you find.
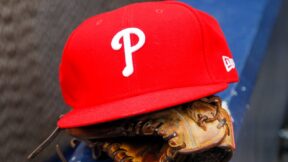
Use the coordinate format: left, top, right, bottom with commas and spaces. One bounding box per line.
72, 82, 227, 109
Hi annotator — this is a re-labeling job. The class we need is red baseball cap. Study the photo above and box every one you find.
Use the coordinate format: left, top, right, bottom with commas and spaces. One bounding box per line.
58, 1, 239, 128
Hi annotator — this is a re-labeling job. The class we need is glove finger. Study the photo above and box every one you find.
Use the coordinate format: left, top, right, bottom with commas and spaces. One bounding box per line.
101, 138, 164, 162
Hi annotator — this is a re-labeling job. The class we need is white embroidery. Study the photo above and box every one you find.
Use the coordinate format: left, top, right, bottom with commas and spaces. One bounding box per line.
111, 28, 145, 77
222, 56, 235, 72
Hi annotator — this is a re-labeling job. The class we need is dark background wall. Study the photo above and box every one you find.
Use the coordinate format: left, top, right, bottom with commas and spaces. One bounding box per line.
0, 0, 287, 162
0, 1, 146, 162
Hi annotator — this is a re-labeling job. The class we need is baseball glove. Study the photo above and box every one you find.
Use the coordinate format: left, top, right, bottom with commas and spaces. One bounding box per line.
97, 137, 188, 162
67, 96, 235, 162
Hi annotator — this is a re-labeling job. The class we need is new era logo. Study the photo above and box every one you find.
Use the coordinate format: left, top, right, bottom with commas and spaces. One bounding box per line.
222, 56, 235, 72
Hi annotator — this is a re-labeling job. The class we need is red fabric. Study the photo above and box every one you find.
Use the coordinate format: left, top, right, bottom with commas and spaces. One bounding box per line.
58, 1, 239, 128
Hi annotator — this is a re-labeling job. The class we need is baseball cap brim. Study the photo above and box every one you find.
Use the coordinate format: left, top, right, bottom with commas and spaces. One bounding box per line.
58, 83, 228, 128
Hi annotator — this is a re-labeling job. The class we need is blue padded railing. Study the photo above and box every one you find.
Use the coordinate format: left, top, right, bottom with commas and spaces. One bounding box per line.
182, 0, 282, 137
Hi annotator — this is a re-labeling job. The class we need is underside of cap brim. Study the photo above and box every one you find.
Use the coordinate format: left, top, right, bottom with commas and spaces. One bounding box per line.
57, 83, 228, 128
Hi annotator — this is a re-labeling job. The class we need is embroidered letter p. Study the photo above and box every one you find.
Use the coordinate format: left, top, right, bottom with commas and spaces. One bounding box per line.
111, 28, 145, 77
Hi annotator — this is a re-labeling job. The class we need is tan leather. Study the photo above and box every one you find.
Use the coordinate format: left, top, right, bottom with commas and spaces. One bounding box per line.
101, 138, 190, 162
67, 96, 235, 162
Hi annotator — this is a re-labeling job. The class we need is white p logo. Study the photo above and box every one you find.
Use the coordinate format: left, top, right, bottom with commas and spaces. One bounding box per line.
111, 28, 145, 77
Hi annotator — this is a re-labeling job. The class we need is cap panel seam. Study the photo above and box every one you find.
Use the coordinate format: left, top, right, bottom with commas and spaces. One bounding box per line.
164, 1, 215, 82
188, 9, 215, 82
